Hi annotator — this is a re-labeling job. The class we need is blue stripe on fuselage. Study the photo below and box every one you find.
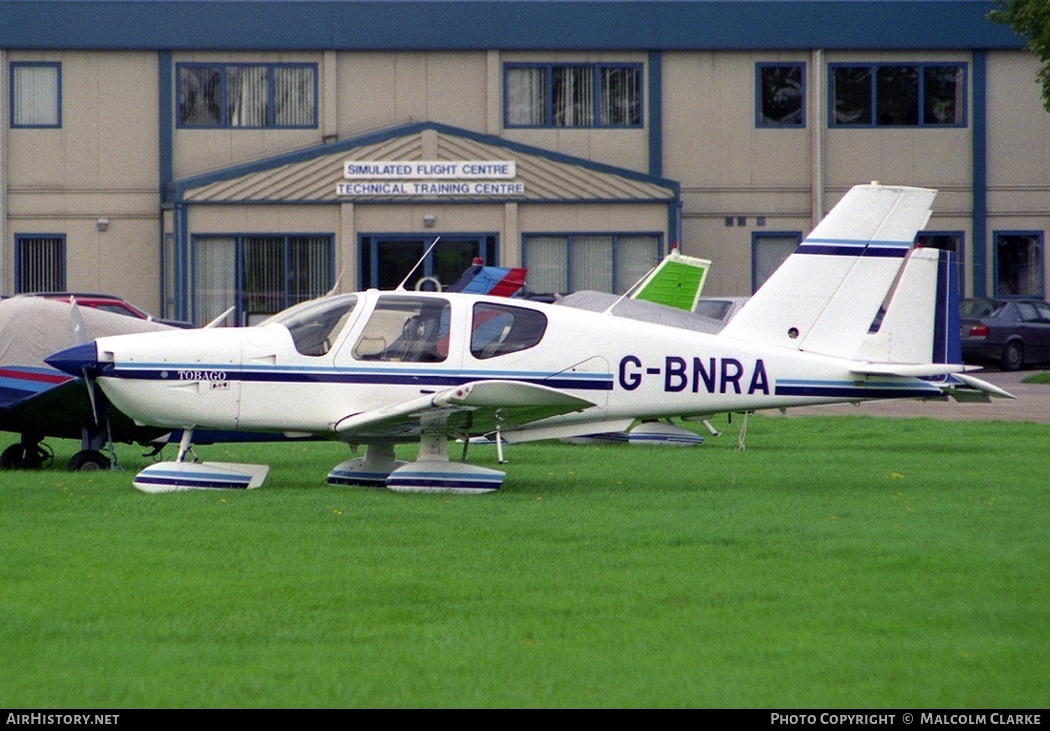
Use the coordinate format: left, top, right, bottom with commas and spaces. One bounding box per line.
774, 378, 939, 399
104, 365, 615, 392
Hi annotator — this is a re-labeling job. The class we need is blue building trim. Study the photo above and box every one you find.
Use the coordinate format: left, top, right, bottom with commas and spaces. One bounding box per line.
971, 50, 988, 298
158, 52, 173, 205
0, 2, 1024, 52
173, 203, 188, 321
668, 200, 682, 249
648, 51, 662, 178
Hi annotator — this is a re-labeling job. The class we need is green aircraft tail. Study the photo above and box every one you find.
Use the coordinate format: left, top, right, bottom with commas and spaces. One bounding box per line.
630, 250, 710, 311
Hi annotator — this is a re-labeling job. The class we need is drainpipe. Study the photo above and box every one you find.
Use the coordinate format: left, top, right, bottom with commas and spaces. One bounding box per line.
971, 50, 987, 298
811, 49, 825, 227
0, 49, 7, 293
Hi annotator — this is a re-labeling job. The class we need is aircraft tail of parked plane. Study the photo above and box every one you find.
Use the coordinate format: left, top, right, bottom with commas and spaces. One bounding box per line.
628, 246, 710, 311
722, 184, 937, 363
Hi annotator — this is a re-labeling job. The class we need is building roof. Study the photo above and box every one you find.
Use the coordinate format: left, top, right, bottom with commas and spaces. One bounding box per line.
1, 1, 1023, 52
174, 121, 679, 204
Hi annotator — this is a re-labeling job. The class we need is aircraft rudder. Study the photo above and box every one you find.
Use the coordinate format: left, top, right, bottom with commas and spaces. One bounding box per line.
932, 248, 962, 365
853, 246, 962, 367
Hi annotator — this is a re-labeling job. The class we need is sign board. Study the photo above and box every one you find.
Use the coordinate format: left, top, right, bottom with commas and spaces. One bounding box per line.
344, 161, 516, 179
337, 181, 525, 196
338, 160, 524, 197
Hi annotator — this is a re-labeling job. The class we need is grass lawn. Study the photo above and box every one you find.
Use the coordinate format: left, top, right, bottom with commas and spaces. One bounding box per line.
0, 413, 1046, 708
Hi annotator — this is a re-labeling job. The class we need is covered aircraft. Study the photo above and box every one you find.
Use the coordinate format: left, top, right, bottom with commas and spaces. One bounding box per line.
0, 297, 176, 469
48, 184, 1010, 493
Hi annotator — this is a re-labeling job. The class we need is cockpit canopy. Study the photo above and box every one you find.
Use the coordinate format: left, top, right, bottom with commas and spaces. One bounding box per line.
353, 296, 451, 362
263, 294, 358, 357
264, 293, 548, 362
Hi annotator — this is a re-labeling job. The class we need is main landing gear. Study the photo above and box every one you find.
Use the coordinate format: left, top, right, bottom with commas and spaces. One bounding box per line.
0, 431, 109, 472
0, 437, 53, 470
328, 429, 505, 495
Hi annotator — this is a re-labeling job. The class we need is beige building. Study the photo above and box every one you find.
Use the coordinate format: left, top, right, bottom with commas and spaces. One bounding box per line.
2, 1, 1045, 324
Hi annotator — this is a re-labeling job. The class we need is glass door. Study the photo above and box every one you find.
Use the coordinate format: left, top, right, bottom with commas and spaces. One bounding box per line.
359, 234, 498, 291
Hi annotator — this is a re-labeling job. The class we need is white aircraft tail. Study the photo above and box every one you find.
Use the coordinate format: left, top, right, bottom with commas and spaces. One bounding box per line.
722, 184, 943, 365
854, 246, 961, 368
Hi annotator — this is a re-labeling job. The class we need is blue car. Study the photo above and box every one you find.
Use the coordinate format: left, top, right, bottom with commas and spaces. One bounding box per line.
960, 297, 1050, 371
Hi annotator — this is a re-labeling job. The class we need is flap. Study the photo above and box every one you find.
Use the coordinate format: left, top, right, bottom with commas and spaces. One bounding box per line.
333, 379, 596, 440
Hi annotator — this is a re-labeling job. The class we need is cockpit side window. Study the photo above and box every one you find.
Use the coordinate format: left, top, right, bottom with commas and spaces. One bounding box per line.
353, 296, 451, 362
264, 295, 358, 357
470, 303, 547, 359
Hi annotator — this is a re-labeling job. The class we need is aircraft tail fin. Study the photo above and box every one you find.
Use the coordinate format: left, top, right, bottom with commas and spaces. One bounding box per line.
629, 248, 711, 311
446, 264, 527, 297
720, 183, 936, 360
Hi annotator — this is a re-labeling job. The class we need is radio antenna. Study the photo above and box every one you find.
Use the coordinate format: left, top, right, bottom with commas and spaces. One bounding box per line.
396, 236, 441, 291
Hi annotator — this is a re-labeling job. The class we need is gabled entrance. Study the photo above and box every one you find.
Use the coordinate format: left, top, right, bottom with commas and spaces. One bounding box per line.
166, 121, 680, 324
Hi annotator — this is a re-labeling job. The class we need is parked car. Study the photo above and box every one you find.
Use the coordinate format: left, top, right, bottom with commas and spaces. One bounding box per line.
959, 297, 1050, 371
14, 292, 194, 328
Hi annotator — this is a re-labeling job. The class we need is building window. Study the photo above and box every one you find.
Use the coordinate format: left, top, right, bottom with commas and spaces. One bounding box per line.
15, 235, 65, 292
995, 232, 1044, 298
830, 63, 966, 127
752, 233, 801, 292
193, 234, 333, 326
522, 233, 662, 296
916, 231, 965, 296
505, 64, 643, 128
757, 63, 805, 127
10, 63, 61, 128
177, 63, 318, 128
359, 235, 498, 291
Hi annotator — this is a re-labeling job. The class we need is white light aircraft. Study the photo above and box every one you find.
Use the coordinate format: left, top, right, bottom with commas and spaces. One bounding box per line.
47, 184, 1010, 494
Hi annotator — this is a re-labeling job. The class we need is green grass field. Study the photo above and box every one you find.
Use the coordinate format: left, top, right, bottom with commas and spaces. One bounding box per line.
0, 413, 1046, 708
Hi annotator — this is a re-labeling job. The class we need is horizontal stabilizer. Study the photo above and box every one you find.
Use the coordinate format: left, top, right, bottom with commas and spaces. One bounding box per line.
950, 372, 1015, 400
851, 363, 966, 378
855, 247, 962, 366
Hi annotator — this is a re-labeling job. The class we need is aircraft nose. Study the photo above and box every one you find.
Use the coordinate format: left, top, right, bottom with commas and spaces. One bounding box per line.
46, 342, 103, 378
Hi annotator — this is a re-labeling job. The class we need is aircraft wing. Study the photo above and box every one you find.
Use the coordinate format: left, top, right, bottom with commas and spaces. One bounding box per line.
0, 371, 173, 443
333, 380, 596, 440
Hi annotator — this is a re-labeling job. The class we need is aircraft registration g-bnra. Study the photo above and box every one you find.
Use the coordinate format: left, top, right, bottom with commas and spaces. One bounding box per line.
48, 183, 1010, 495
